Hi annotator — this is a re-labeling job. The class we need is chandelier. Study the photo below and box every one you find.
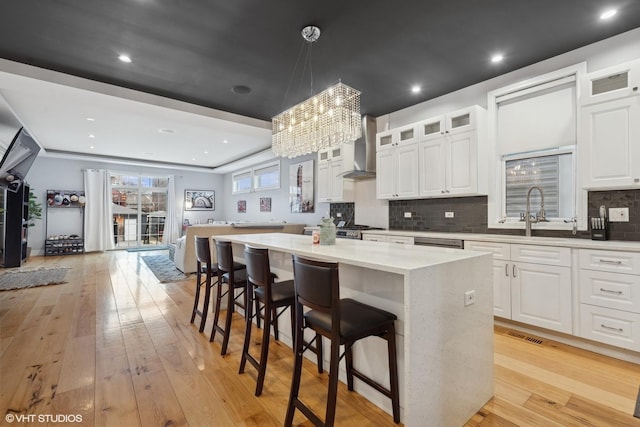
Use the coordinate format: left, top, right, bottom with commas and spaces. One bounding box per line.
272, 26, 362, 158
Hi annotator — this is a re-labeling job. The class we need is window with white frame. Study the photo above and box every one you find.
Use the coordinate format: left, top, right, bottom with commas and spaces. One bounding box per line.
232, 160, 280, 194
488, 63, 585, 228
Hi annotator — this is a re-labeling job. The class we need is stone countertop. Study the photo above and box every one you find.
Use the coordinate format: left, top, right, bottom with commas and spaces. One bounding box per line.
360, 230, 640, 252
217, 232, 489, 275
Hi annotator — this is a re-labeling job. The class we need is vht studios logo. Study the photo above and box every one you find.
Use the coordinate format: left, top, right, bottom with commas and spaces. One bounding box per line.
5, 413, 83, 423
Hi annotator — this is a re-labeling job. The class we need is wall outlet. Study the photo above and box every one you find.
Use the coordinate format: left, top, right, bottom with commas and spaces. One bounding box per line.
464, 290, 475, 306
445, 211, 455, 218
404, 212, 412, 218
336, 212, 342, 217
609, 207, 629, 222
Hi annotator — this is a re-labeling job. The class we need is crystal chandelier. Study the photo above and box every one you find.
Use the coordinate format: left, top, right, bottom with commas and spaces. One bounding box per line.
272, 26, 362, 158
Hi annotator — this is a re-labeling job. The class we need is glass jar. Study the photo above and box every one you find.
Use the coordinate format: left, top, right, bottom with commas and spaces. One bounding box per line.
319, 217, 336, 246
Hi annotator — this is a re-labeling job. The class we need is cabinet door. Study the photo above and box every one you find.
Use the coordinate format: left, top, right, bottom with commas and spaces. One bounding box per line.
317, 162, 331, 202
395, 143, 420, 198
318, 149, 330, 163
417, 116, 445, 142
446, 106, 477, 135
581, 95, 640, 189
397, 124, 418, 146
419, 139, 445, 197
493, 261, 512, 319
446, 131, 477, 195
329, 160, 344, 201
376, 149, 396, 199
511, 262, 572, 333
376, 130, 394, 150
580, 58, 640, 106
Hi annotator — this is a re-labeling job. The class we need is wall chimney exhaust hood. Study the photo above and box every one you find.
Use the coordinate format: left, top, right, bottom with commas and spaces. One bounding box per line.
341, 115, 377, 180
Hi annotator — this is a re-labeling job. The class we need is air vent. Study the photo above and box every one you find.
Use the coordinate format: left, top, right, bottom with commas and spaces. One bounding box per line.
506, 330, 544, 345
592, 71, 628, 95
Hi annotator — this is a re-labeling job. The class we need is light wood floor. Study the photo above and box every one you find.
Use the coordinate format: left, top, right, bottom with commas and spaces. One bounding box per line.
1, 250, 639, 426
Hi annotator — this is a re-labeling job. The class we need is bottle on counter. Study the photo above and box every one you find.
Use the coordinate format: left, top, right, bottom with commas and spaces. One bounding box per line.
319, 217, 336, 246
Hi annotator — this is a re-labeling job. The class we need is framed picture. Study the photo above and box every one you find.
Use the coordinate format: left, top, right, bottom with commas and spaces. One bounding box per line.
237, 200, 247, 213
185, 190, 215, 211
289, 159, 314, 213
260, 197, 272, 212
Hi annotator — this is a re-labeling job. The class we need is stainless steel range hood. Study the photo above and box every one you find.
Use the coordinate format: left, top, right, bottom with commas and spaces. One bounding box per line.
341, 115, 377, 180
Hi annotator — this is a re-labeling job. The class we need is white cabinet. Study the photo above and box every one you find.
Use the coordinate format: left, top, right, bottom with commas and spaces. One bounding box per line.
376, 142, 419, 199
362, 234, 414, 245
376, 123, 418, 150
580, 59, 640, 189
418, 105, 486, 197
578, 249, 640, 351
465, 241, 572, 333
317, 145, 354, 202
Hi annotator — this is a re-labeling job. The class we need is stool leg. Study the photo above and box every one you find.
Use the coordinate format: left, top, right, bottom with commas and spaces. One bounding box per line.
345, 343, 354, 391
255, 299, 272, 396
255, 297, 262, 329
199, 270, 212, 332
284, 304, 305, 427
239, 283, 254, 374
325, 339, 341, 427
190, 266, 202, 324
316, 333, 324, 374
220, 280, 234, 355
387, 324, 401, 424
209, 273, 223, 343
272, 306, 279, 341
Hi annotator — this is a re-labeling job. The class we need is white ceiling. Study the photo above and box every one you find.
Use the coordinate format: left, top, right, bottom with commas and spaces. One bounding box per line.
0, 59, 274, 172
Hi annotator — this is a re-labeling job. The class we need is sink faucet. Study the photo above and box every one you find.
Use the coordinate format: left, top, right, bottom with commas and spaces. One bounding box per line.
524, 185, 547, 237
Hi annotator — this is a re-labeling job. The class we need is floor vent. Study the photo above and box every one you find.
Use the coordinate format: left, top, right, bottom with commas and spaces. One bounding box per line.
506, 331, 544, 345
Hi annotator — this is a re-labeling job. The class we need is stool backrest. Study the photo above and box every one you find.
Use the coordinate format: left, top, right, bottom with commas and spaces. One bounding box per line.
291, 255, 340, 314
195, 236, 211, 266
244, 245, 272, 289
214, 239, 234, 273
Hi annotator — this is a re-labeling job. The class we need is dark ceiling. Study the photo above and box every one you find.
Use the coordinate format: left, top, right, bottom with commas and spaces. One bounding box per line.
1, 0, 639, 122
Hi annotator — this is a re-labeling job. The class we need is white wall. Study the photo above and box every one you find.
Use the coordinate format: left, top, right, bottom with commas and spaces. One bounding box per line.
25, 155, 222, 255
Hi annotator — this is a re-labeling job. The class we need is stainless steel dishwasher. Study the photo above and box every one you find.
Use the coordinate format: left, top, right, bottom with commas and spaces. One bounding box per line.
414, 236, 464, 249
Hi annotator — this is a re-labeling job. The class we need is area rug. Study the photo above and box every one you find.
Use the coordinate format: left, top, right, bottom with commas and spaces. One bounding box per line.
127, 245, 169, 252
0, 267, 69, 291
141, 255, 190, 283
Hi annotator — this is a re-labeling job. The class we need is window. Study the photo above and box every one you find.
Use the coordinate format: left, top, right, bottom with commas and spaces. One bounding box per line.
487, 63, 586, 229
503, 148, 575, 221
232, 161, 280, 194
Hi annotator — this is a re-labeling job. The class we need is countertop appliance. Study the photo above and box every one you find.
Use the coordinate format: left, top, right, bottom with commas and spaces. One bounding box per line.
304, 224, 384, 240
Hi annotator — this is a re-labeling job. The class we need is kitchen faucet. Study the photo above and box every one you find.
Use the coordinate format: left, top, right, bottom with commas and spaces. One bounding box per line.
523, 185, 548, 236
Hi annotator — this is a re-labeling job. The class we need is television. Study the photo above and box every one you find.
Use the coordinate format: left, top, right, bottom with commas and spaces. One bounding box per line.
0, 127, 41, 193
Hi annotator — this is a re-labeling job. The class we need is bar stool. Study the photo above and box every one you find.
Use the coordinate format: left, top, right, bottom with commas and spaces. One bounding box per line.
190, 236, 219, 332
239, 245, 295, 396
286, 255, 400, 427
210, 239, 247, 355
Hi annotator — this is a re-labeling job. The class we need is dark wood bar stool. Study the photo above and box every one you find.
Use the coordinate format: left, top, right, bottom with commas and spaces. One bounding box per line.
210, 239, 247, 355
239, 245, 296, 396
190, 236, 220, 332
286, 255, 400, 427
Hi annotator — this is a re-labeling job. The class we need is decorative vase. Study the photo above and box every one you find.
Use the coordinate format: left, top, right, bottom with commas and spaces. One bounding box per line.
319, 217, 336, 246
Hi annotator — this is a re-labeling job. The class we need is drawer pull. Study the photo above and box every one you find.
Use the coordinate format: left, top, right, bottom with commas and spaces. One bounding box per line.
505, 263, 509, 277
599, 288, 623, 295
598, 259, 623, 265
512, 265, 517, 278
600, 324, 624, 333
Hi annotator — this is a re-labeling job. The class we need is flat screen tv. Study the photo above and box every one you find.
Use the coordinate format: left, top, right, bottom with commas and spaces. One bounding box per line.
0, 127, 41, 193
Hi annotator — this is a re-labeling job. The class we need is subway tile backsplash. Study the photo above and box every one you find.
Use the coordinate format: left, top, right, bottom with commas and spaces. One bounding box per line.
389, 189, 640, 241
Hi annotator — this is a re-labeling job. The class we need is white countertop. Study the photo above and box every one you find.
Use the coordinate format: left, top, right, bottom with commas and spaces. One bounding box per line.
217, 232, 488, 275
361, 230, 640, 252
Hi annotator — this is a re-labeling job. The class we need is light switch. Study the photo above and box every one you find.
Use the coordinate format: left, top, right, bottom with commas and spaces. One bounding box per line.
609, 207, 629, 222
404, 212, 412, 218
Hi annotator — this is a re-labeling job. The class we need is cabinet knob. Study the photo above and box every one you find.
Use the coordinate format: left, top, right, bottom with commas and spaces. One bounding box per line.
446, 190, 450, 193
633, 86, 638, 92
441, 190, 445, 194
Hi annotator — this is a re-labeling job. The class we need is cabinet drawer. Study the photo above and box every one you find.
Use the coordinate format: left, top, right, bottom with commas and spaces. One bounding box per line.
579, 270, 640, 313
579, 304, 640, 351
465, 241, 510, 260
579, 250, 640, 275
388, 236, 414, 245
511, 244, 571, 267
362, 234, 386, 242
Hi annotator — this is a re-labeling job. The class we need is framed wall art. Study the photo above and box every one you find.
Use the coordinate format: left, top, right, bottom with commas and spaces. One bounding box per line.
237, 200, 247, 213
289, 159, 314, 213
185, 190, 215, 211
260, 197, 272, 212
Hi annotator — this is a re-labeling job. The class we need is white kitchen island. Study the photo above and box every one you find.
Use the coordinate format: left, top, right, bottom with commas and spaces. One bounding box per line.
218, 233, 494, 426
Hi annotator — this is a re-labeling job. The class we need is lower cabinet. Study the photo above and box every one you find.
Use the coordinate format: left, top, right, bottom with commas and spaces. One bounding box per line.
362, 234, 414, 245
465, 241, 572, 334
578, 249, 640, 351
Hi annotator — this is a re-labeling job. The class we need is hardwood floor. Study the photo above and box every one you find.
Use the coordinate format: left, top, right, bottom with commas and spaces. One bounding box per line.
1, 250, 638, 426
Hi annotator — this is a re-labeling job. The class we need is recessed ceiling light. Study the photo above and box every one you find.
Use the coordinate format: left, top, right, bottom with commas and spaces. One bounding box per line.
600, 9, 617, 20
223, 140, 228, 144
118, 54, 132, 63
491, 54, 504, 63
86, 117, 95, 122
158, 128, 175, 134
204, 150, 209, 154
88, 134, 95, 138
411, 85, 421, 94
89, 145, 95, 149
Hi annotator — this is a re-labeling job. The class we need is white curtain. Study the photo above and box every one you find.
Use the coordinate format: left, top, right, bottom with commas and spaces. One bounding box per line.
83, 169, 114, 252
162, 175, 179, 245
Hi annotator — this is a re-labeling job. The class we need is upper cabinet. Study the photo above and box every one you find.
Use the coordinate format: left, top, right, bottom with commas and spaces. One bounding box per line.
418, 106, 487, 197
317, 144, 354, 203
376, 123, 419, 150
580, 59, 640, 189
376, 141, 420, 199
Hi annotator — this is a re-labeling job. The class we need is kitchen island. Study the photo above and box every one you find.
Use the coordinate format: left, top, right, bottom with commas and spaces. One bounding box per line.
218, 233, 494, 426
